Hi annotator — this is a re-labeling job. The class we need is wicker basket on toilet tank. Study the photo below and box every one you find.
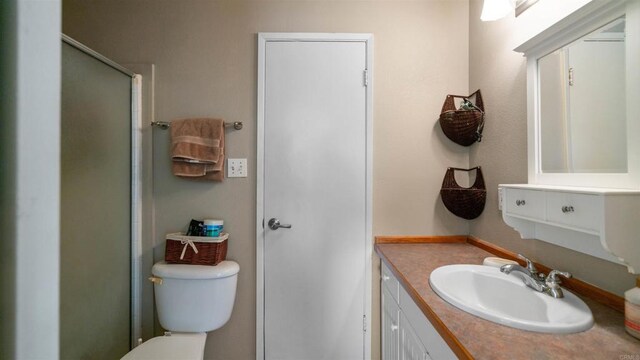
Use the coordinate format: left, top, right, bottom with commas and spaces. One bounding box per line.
165, 233, 228, 266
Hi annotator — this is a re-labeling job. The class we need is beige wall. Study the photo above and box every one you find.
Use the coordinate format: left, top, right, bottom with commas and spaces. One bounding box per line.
60, 0, 640, 358
63, 1, 469, 359
468, 0, 636, 296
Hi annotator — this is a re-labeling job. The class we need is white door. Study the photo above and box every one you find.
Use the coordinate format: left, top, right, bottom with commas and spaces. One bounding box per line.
257, 33, 373, 360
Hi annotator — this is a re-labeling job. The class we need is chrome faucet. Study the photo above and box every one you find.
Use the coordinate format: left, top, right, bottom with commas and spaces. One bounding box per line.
500, 263, 546, 292
500, 254, 572, 298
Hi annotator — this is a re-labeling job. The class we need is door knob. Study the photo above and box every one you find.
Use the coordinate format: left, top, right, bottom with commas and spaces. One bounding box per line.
268, 218, 292, 230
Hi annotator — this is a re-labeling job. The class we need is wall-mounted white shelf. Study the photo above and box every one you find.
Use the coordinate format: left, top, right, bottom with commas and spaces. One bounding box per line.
500, 184, 640, 274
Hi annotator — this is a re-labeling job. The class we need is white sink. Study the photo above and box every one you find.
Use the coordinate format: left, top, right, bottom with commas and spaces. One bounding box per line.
429, 264, 594, 333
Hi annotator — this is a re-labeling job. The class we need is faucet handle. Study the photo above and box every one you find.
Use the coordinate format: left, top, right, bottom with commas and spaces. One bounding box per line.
546, 270, 572, 286
544, 270, 572, 298
517, 254, 539, 275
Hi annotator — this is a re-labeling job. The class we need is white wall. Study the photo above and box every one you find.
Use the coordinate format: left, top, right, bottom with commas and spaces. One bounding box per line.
0, 0, 61, 358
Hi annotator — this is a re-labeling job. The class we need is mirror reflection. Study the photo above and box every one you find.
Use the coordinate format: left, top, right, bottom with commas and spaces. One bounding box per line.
538, 16, 626, 173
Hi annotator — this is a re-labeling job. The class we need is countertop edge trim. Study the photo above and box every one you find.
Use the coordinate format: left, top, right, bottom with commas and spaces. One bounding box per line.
466, 236, 625, 313
375, 246, 475, 360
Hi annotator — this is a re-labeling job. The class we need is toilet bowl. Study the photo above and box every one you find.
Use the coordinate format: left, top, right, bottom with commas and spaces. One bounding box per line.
121, 333, 207, 360
122, 260, 239, 360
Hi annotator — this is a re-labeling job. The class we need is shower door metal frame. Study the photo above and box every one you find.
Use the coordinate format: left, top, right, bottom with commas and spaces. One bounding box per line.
61, 34, 143, 349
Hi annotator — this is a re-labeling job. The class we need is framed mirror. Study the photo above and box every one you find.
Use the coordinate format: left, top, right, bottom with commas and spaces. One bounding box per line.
516, 0, 640, 189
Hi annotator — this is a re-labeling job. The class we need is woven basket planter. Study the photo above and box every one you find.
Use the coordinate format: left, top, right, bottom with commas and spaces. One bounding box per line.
439, 90, 485, 146
440, 167, 486, 220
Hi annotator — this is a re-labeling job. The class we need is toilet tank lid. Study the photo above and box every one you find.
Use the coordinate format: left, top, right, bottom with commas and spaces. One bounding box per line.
152, 261, 239, 279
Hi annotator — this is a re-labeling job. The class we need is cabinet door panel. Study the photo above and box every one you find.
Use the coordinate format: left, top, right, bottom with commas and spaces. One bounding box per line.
382, 288, 400, 360
382, 262, 400, 304
399, 285, 457, 360
401, 312, 430, 360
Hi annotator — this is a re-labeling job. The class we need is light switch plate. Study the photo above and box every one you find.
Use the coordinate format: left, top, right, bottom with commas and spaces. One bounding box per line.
228, 158, 247, 178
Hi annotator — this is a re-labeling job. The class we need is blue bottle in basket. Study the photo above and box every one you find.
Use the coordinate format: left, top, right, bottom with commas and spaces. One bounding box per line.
204, 219, 223, 237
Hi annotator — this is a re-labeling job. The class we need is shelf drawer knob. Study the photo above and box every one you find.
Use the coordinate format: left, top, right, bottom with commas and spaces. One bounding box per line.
561, 205, 575, 213
516, 199, 526, 206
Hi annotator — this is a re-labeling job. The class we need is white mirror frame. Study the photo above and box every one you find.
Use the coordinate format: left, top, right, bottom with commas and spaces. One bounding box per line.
515, 0, 640, 189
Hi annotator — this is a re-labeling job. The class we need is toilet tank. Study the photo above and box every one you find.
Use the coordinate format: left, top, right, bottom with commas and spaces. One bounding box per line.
152, 261, 239, 332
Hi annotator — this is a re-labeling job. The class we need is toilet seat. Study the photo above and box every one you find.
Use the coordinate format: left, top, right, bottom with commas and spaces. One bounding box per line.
121, 333, 206, 360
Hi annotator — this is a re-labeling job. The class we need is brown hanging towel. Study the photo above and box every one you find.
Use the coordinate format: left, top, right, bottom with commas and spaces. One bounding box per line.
438, 89, 485, 146
440, 166, 486, 220
170, 118, 225, 181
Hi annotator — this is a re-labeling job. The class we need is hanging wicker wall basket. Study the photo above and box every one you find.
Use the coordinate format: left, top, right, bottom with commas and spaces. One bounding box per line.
439, 89, 485, 146
440, 166, 486, 220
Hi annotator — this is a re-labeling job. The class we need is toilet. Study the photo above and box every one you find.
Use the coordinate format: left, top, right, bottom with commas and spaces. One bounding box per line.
122, 260, 240, 360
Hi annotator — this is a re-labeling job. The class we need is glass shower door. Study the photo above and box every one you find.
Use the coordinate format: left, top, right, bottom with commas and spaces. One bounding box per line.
60, 41, 132, 359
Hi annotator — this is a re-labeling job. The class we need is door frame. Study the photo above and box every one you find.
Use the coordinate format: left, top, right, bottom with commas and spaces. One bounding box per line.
256, 33, 373, 360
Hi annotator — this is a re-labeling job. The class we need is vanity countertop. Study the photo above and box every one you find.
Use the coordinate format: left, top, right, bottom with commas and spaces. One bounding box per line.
376, 241, 640, 360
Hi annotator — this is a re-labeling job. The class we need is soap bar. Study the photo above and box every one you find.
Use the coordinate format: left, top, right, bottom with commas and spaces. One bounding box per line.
483, 257, 518, 268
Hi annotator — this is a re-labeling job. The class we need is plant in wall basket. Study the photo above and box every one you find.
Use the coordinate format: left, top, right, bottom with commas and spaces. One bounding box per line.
439, 89, 485, 146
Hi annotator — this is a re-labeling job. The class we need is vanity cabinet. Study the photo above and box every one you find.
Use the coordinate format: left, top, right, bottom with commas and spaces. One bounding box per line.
501, 184, 640, 272
502, 186, 600, 234
381, 263, 456, 360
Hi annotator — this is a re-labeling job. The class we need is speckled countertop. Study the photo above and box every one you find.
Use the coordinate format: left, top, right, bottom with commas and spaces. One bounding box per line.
376, 242, 640, 360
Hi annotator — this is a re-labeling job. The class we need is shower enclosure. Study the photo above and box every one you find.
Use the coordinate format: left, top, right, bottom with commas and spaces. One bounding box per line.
60, 35, 142, 359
